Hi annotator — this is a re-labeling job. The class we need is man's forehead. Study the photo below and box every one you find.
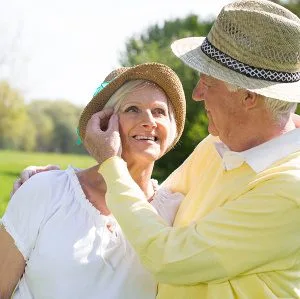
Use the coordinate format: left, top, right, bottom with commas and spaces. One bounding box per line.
199, 73, 218, 84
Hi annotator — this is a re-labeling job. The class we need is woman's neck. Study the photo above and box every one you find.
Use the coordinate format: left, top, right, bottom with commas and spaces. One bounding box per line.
77, 165, 110, 214
77, 160, 155, 214
126, 160, 155, 199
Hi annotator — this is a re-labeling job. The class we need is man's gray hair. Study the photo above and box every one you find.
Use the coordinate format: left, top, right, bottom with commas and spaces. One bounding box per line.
224, 82, 297, 124
104, 79, 177, 148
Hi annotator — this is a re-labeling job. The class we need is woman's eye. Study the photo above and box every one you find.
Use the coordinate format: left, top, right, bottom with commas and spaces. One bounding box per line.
125, 106, 139, 113
153, 108, 166, 116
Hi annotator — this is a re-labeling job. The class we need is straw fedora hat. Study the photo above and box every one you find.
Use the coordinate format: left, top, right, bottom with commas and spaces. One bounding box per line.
78, 63, 186, 149
171, 0, 300, 102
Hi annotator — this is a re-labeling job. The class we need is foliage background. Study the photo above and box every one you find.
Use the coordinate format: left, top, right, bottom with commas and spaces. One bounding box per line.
0, 0, 299, 215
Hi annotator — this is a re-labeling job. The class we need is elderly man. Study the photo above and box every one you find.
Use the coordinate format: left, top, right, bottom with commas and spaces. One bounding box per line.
84, 0, 300, 298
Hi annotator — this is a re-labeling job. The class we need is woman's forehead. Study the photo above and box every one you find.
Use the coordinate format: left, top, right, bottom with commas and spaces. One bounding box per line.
122, 86, 169, 105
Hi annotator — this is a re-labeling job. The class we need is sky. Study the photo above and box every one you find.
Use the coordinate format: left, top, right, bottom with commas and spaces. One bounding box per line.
1, 0, 232, 106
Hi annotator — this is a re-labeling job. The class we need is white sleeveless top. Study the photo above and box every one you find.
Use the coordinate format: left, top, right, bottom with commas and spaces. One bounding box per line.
1, 167, 183, 299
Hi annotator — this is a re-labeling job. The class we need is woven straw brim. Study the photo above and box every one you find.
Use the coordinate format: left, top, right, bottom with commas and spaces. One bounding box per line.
172, 37, 300, 103
78, 63, 186, 150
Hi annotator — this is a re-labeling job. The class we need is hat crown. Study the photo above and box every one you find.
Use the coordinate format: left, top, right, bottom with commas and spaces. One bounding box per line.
104, 67, 130, 82
79, 63, 186, 150
208, 0, 300, 72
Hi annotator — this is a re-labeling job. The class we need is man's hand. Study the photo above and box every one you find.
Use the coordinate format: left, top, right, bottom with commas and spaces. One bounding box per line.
11, 165, 60, 196
83, 108, 122, 165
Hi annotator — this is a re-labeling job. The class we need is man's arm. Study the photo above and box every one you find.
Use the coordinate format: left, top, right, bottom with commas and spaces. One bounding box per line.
161, 135, 213, 195
0, 226, 25, 299
100, 157, 300, 285
11, 165, 60, 196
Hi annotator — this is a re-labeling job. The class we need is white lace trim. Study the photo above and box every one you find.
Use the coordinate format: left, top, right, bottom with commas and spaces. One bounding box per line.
66, 166, 115, 226
151, 187, 184, 226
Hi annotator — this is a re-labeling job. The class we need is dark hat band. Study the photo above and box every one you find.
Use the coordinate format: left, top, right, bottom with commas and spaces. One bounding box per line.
201, 38, 300, 83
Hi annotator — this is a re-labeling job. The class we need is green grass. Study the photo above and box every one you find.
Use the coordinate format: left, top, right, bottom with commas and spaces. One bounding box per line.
0, 150, 94, 217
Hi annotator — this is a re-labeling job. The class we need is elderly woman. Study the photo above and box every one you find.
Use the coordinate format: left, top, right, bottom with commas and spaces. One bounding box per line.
0, 63, 186, 299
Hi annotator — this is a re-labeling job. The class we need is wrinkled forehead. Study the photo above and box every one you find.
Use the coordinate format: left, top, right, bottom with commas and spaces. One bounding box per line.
130, 80, 168, 96
105, 79, 171, 114
198, 73, 219, 84
122, 81, 169, 105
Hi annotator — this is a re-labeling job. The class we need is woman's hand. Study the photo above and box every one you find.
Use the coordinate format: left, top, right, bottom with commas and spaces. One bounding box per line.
11, 165, 60, 196
84, 109, 122, 165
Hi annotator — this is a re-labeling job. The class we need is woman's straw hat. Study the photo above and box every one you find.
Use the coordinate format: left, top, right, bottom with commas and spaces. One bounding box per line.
78, 63, 186, 149
171, 0, 300, 102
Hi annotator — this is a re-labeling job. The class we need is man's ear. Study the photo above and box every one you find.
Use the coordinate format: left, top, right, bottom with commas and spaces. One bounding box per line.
242, 91, 259, 110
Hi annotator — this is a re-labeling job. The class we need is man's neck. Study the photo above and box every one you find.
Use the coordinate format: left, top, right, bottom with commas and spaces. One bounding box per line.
224, 115, 296, 152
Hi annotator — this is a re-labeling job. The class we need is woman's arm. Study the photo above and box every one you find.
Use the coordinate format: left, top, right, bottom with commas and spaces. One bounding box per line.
2, 171, 56, 296
0, 226, 25, 299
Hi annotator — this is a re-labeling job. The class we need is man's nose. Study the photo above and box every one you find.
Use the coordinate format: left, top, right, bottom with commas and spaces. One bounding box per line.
192, 80, 206, 102
192, 78, 207, 102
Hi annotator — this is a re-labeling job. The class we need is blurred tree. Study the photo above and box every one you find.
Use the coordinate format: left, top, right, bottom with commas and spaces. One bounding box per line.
120, 15, 212, 180
45, 100, 83, 153
0, 81, 36, 151
28, 100, 86, 154
276, 0, 300, 16
27, 101, 55, 152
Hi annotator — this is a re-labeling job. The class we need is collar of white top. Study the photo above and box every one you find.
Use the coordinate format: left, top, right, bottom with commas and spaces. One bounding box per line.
214, 128, 300, 173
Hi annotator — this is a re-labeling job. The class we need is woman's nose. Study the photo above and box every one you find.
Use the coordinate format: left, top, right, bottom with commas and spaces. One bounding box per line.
141, 111, 157, 128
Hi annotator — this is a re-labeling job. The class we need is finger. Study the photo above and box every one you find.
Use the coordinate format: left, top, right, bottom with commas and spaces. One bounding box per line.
47, 165, 60, 170
23, 165, 37, 171
97, 109, 114, 131
87, 111, 108, 133
99, 109, 114, 131
20, 169, 36, 183
107, 114, 119, 132
101, 107, 114, 118
40, 164, 60, 172
91, 109, 114, 122
11, 178, 22, 197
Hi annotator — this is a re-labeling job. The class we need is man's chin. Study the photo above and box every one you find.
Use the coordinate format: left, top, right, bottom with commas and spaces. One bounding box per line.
208, 127, 219, 137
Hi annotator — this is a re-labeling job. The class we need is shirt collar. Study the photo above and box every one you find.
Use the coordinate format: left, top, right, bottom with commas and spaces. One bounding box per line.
214, 128, 300, 173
